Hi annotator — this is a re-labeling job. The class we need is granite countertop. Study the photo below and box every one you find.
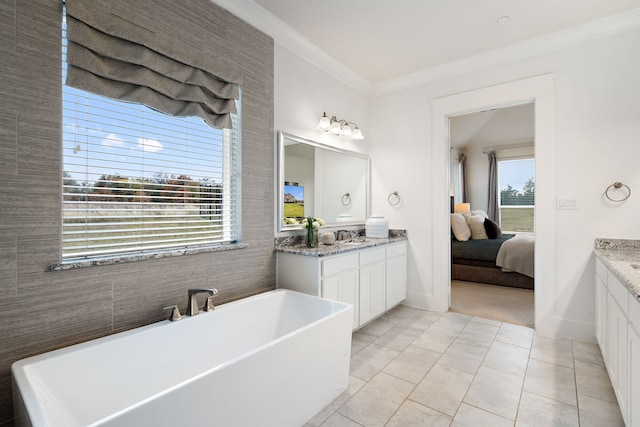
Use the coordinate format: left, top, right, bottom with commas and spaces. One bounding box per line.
275, 233, 407, 257
594, 238, 640, 300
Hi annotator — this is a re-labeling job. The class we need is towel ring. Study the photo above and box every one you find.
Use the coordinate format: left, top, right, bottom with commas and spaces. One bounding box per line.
605, 182, 631, 202
388, 191, 401, 206
341, 192, 352, 206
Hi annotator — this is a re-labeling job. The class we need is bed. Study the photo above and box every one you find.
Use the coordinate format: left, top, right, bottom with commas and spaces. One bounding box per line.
451, 231, 535, 290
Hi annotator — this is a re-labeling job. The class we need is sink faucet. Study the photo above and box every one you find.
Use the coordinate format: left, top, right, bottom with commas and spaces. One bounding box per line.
186, 288, 218, 316
337, 230, 351, 241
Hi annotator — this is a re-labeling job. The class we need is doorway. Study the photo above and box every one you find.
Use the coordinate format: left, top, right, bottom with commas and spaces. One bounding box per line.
430, 74, 555, 335
448, 104, 535, 327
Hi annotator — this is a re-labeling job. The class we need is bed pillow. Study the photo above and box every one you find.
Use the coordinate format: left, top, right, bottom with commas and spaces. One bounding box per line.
467, 214, 488, 240
468, 210, 488, 219
484, 218, 502, 239
450, 213, 471, 241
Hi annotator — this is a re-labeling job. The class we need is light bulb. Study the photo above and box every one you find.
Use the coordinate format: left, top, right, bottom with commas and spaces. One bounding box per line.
351, 127, 364, 140
341, 123, 352, 137
330, 118, 341, 135
317, 112, 330, 130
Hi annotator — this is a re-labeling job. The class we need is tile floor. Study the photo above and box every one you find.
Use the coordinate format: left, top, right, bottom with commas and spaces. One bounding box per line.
305, 305, 624, 427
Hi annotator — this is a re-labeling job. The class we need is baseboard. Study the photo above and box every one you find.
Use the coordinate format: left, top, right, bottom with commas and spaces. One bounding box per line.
404, 290, 448, 312
536, 315, 596, 343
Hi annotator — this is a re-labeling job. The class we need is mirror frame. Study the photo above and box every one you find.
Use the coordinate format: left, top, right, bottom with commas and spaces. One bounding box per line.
277, 131, 370, 232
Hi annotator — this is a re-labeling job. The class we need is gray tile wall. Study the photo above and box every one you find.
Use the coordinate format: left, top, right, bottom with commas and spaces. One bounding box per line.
0, 0, 275, 424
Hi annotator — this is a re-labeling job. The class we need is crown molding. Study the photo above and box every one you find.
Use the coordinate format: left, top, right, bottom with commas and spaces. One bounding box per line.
211, 1, 640, 98
210, 0, 373, 96
372, 7, 640, 96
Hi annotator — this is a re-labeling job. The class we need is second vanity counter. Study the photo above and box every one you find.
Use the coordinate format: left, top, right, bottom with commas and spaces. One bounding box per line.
593, 238, 640, 426
594, 238, 640, 300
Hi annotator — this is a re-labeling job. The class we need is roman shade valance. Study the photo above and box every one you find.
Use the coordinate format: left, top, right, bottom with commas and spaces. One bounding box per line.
65, 0, 241, 129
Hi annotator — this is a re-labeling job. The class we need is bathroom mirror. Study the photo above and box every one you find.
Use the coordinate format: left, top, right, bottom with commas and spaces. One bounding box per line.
277, 131, 370, 232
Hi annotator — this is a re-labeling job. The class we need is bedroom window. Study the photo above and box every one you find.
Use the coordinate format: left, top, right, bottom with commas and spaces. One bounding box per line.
61, 4, 241, 261
498, 158, 535, 232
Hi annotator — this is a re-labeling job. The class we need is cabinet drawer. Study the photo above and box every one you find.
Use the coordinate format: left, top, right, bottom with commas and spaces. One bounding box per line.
322, 253, 358, 277
387, 242, 407, 258
595, 258, 608, 284
608, 271, 629, 314
360, 247, 385, 265
629, 296, 640, 332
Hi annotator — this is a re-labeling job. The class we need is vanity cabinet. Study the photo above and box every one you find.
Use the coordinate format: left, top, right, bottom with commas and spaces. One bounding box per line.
595, 257, 640, 426
386, 242, 408, 308
276, 241, 407, 330
606, 271, 629, 423
595, 260, 608, 358
322, 267, 360, 329
629, 300, 640, 427
359, 248, 387, 325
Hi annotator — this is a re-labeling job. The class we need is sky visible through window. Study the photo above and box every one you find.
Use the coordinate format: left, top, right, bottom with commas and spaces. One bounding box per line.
62, 12, 224, 188
499, 158, 534, 194
62, 87, 225, 187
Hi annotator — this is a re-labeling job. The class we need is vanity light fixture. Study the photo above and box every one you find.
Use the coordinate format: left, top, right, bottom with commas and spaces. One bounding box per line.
317, 112, 364, 140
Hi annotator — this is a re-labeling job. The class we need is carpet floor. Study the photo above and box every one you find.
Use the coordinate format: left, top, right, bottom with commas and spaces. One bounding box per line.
450, 280, 534, 328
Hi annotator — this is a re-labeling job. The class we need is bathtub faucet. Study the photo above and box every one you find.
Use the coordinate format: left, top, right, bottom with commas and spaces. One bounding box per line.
187, 288, 218, 316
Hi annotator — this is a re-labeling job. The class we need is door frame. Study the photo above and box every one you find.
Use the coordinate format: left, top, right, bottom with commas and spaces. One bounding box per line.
430, 74, 555, 334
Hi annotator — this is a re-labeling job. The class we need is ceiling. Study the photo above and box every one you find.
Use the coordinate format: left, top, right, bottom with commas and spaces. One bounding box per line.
450, 104, 534, 150
242, 0, 640, 92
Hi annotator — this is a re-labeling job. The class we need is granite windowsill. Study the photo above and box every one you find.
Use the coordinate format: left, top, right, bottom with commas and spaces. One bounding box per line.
49, 242, 248, 271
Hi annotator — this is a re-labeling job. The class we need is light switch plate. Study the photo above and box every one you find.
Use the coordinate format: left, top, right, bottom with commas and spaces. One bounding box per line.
556, 198, 578, 210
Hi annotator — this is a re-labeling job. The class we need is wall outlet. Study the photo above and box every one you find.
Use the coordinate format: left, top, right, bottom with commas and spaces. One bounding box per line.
556, 198, 578, 210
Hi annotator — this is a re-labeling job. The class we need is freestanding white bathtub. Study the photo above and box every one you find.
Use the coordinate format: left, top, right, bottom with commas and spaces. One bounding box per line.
12, 289, 353, 427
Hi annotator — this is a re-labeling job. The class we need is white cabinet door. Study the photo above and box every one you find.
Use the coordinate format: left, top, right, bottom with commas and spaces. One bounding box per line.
386, 242, 407, 308
322, 275, 341, 301
607, 294, 628, 424
595, 272, 608, 358
628, 296, 640, 427
342, 270, 360, 330
322, 270, 359, 330
386, 253, 407, 308
359, 260, 386, 325
629, 324, 640, 427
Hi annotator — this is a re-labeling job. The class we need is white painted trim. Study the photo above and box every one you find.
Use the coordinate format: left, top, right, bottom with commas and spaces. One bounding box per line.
373, 8, 640, 96
210, 0, 372, 95
429, 74, 571, 337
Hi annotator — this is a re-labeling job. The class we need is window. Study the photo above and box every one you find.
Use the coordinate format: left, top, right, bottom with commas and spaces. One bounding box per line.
498, 158, 534, 232
61, 16, 240, 261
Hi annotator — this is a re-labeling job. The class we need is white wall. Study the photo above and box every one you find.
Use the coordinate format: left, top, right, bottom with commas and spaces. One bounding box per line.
274, 43, 371, 236
368, 28, 640, 340
273, 24, 640, 340
274, 44, 370, 156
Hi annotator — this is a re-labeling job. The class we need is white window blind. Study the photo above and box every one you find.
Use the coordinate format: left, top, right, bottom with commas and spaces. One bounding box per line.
62, 17, 240, 261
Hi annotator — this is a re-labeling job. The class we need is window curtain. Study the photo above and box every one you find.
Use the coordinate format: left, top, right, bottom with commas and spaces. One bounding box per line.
65, 0, 241, 129
487, 151, 498, 222
459, 153, 468, 203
